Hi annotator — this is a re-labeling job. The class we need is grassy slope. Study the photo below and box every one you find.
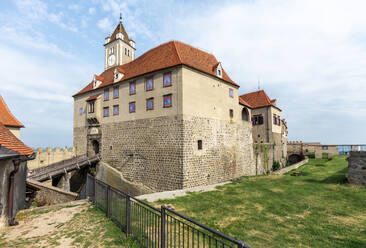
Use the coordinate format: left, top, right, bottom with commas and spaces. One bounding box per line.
156, 156, 366, 248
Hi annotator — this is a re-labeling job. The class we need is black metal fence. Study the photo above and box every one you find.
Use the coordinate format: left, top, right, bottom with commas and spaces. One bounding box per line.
81, 174, 251, 248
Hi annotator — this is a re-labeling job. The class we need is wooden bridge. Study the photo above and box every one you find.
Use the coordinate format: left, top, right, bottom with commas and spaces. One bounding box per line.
27, 155, 100, 182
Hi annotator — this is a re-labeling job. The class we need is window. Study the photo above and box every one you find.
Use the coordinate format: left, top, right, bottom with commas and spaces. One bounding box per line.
104, 89, 109, 101
103, 107, 109, 117
146, 78, 154, 91
251, 115, 264, 125
163, 94, 172, 108
129, 82, 136, 95
146, 98, 154, 110
218, 69, 221, 76
242, 108, 249, 121
129, 102, 136, 113
229, 88, 234, 98
113, 86, 119, 99
163, 73, 172, 87
229, 109, 234, 119
198, 140, 202, 150
88, 101, 95, 113
79, 107, 83, 116
322, 146, 328, 150
128, 50, 130, 57
125, 48, 127, 55
273, 115, 281, 126
113, 105, 119, 115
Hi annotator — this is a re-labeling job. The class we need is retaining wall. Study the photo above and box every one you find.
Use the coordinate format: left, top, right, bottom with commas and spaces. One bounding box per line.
346, 151, 366, 185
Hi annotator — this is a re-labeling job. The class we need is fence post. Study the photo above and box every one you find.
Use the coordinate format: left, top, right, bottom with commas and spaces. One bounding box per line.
161, 206, 166, 248
106, 185, 110, 218
126, 195, 130, 236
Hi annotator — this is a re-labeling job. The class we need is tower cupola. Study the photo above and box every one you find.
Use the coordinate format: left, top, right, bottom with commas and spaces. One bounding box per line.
104, 16, 135, 70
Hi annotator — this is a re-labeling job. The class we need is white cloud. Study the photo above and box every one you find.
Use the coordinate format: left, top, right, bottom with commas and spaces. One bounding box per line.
88, 7, 96, 14
153, 0, 366, 143
97, 17, 112, 32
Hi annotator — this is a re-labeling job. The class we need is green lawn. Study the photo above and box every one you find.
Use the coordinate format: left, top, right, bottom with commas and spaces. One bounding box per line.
156, 155, 366, 248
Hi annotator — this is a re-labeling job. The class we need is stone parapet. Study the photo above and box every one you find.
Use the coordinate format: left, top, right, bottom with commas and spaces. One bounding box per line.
27, 147, 76, 170
346, 151, 366, 185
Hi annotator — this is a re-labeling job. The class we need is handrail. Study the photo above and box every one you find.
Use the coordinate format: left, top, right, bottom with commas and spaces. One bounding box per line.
163, 206, 250, 248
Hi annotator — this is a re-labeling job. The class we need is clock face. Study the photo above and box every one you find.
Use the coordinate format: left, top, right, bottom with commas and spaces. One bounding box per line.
108, 54, 116, 66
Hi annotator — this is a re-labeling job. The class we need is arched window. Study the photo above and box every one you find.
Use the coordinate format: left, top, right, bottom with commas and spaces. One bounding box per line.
242, 108, 249, 121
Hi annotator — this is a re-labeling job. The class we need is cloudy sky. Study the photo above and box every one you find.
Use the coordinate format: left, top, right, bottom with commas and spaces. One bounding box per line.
0, 0, 365, 148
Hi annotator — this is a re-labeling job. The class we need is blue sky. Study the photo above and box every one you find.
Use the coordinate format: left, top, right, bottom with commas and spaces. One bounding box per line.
0, 0, 365, 148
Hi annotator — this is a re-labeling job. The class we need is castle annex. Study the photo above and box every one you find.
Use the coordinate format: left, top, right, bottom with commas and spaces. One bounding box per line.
73, 20, 286, 193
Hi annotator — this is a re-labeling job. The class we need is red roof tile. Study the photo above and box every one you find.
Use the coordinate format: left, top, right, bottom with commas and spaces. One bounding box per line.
94, 75, 104, 81
239, 97, 252, 108
0, 123, 33, 156
239, 90, 280, 110
0, 95, 24, 128
73, 41, 238, 97
86, 94, 100, 101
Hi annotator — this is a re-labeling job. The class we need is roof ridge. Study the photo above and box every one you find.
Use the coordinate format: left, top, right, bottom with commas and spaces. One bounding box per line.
172, 41, 183, 64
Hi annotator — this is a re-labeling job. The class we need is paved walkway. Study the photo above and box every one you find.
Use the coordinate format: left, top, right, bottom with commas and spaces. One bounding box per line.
137, 181, 231, 202
272, 158, 309, 175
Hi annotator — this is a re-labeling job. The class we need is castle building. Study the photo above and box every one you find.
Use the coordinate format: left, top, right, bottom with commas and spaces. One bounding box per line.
73, 20, 256, 192
0, 95, 34, 226
239, 90, 288, 168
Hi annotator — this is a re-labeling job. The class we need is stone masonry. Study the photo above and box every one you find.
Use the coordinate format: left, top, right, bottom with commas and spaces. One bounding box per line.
346, 151, 366, 185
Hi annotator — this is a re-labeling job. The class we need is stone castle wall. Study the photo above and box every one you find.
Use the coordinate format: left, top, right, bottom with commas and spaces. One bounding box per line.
346, 151, 366, 185
182, 116, 255, 188
101, 116, 184, 192
27, 147, 76, 170
83, 114, 257, 193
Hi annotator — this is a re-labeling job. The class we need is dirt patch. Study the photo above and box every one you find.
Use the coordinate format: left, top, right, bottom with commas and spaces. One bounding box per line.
0, 200, 130, 248
270, 188, 284, 193
5, 203, 88, 241
254, 203, 265, 212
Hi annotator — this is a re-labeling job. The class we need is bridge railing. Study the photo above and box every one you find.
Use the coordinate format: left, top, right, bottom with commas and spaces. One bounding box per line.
82, 174, 251, 248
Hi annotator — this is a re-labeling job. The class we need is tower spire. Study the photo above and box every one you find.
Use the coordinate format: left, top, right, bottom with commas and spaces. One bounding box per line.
119, 11, 122, 23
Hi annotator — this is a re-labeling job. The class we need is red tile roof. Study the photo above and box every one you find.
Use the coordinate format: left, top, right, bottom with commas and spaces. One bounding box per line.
0, 95, 24, 128
73, 41, 238, 97
0, 123, 33, 156
239, 90, 281, 110
86, 94, 100, 101
94, 75, 104, 81
239, 97, 252, 108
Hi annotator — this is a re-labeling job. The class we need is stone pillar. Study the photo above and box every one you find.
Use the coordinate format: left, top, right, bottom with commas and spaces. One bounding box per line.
56, 173, 70, 191
346, 151, 366, 185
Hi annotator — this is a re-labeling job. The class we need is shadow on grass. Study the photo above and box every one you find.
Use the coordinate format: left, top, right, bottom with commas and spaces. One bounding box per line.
304, 167, 349, 185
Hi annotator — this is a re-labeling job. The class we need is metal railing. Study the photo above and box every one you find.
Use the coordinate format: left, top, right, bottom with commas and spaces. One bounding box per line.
82, 174, 251, 248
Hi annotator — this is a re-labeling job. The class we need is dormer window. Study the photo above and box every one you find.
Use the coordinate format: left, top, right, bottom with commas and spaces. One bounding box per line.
114, 68, 124, 82
116, 32, 124, 40
93, 75, 102, 89
214, 62, 223, 78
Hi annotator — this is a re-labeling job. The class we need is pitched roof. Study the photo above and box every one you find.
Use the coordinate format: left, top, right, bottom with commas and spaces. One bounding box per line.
73, 41, 238, 97
238, 97, 252, 108
0, 95, 24, 128
0, 123, 33, 156
239, 90, 281, 110
107, 22, 132, 45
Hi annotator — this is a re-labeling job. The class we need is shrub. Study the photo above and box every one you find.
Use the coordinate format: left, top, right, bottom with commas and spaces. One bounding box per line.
272, 161, 281, 171
306, 153, 315, 158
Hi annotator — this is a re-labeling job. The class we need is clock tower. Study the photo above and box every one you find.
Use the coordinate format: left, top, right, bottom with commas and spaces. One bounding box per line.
104, 16, 135, 70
